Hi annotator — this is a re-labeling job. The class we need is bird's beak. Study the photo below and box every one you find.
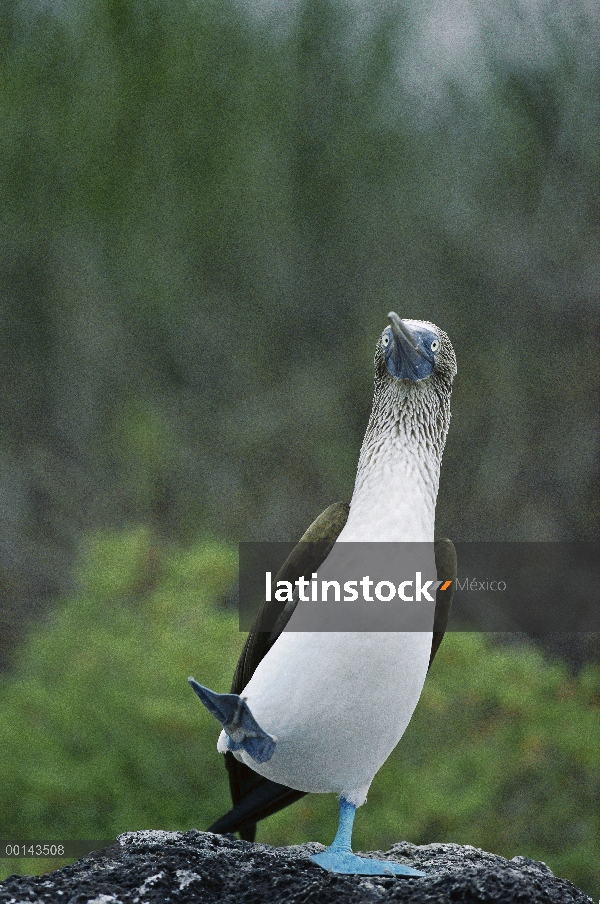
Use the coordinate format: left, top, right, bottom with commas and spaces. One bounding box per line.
387, 312, 421, 353
387, 312, 430, 377
385, 312, 435, 381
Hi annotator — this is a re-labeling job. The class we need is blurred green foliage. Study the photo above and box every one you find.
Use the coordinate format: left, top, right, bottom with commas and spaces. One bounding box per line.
0, 530, 598, 898
0, 0, 598, 671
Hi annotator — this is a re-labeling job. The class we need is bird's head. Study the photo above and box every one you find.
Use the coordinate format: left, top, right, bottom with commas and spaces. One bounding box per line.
375, 312, 456, 394
354, 313, 456, 518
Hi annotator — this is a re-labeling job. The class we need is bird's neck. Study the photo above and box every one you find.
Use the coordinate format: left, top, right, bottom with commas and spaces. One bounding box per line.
341, 388, 449, 542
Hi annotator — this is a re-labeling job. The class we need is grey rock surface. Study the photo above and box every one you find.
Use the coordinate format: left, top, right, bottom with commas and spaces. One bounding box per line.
0, 830, 593, 904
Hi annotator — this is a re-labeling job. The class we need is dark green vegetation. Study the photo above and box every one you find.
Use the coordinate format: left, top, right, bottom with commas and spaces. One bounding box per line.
0, 532, 598, 897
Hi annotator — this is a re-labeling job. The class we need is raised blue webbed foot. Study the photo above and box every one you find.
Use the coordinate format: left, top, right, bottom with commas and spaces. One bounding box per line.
310, 797, 425, 878
188, 677, 276, 764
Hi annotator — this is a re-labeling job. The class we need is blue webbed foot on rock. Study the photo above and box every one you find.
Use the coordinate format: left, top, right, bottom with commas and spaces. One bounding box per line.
311, 850, 425, 876
310, 797, 425, 878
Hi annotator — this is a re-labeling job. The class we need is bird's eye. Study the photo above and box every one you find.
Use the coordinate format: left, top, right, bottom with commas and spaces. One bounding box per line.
430, 339, 440, 353
382, 333, 390, 347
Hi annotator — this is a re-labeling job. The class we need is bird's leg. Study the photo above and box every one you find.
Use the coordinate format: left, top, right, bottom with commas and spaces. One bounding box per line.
310, 797, 425, 877
328, 797, 355, 854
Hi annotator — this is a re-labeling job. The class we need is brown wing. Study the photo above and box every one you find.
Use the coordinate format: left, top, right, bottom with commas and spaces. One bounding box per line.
208, 502, 350, 841
430, 538, 457, 668
231, 502, 350, 695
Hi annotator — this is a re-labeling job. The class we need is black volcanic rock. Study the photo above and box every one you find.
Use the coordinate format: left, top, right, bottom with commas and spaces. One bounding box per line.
0, 830, 592, 904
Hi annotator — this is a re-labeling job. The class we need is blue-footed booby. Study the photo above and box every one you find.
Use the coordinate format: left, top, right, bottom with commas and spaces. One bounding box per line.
189, 313, 457, 876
